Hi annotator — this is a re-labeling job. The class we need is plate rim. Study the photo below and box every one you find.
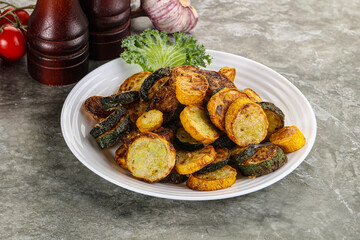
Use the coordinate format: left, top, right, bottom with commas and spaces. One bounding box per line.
61, 50, 317, 201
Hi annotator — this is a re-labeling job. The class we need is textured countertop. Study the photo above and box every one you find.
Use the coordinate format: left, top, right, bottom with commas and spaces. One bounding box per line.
1, 0, 359, 239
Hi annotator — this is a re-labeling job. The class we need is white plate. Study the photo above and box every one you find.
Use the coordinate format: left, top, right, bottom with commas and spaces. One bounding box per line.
61, 50, 317, 201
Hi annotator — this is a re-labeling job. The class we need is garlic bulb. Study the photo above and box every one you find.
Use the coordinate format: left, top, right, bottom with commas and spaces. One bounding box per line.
131, 0, 198, 33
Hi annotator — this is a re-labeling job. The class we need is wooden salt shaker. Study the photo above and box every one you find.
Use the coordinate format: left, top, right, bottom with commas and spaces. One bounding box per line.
27, 0, 89, 85
79, 0, 131, 60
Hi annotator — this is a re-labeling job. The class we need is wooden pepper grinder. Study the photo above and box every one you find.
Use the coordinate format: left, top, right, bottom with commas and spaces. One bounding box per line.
79, 0, 131, 60
27, 0, 89, 85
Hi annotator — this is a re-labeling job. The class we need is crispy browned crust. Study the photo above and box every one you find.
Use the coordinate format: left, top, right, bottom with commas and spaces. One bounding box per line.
175, 72, 209, 105
186, 165, 237, 191
168, 65, 200, 87
148, 76, 170, 100
147, 86, 181, 123
83, 96, 112, 121
153, 127, 175, 144
207, 88, 248, 131
125, 99, 148, 124
114, 144, 128, 169
243, 88, 262, 102
196, 69, 237, 100
219, 67, 236, 82
117, 71, 152, 93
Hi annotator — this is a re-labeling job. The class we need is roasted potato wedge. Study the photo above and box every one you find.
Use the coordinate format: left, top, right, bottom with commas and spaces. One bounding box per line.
219, 67, 236, 82
207, 88, 249, 131
180, 105, 220, 144
270, 126, 306, 153
243, 88, 262, 102
187, 165, 237, 191
175, 145, 217, 175
118, 71, 152, 93
168, 65, 199, 87
126, 132, 176, 183
136, 109, 163, 133
175, 72, 208, 105
225, 97, 269, 147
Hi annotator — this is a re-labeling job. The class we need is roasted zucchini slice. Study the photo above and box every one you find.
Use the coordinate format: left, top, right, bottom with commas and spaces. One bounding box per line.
83, 96, 112, 121
160, 169, 189, 184
180, 105, 220, 144
147, 86, 182, 124
96, 115, 132, 149
148, 76, 170, 100
100, 91, 139, 111
195, 69, 236, 100
175, 72, 209, 105
117, 71, 152, 93
225, 97, 269, 147
238, 144, 287, 178
207, 88, 249, 131
187, 165, 237, 191
153, 127, 175, 144
229, 144, 256, 166
119, 129, 141, 146
90, 105, 128, 138
136, 109, 163, 133
270, 126, 306, 153
175, 145, 217, 175
140, 67, 171, 101
126, 132, 176, 183
175, 127, 204, 151
168, 65, 199, 87
114, 144, 128, 169
211, 132, 236, 149
257, 102, 285, 141
219, 67, 236, 82
126, 99, 148, 124
243, 88, 262, 102
196, 147, 230, 174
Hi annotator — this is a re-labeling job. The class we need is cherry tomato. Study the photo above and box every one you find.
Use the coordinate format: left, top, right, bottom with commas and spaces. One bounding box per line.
0, 25, 27, 62
0, 7, 30, 26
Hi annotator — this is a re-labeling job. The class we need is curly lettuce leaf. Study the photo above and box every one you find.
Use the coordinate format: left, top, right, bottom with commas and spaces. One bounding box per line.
120, 29, 212, 72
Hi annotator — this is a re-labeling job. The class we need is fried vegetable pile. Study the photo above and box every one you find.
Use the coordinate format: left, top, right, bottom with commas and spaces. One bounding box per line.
83, 65, 306, 191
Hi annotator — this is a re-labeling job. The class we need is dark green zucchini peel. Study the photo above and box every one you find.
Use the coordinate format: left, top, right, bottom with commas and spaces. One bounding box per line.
160, 169, 188, 184
238, 144, 287, 178
96, 115, 132, 149
229, 144, 256, 166
196, 147, 230, 174
175, 127, 204, 151
211, 133, 237, 149
257, 102, 285, 141
100, 91, 139, 111
90, 106, 128, 138
140, 67, 171, 101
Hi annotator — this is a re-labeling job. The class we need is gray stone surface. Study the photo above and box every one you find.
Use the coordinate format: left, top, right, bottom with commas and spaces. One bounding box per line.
0, 0, 359, 239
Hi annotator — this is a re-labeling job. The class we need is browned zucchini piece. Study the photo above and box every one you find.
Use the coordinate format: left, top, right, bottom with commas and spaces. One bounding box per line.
229, 144, 256, 167
148, 76, 170, 100
126, 99, 148, 124
175, 127, 204, 151
114, 144, 128, 169
269, 126, 306, 153
140, 67, 171, 102
136, 109, 163, 133
126, 132, 176, 183
147, 86, 183, 124
211, 132, 236, 149
238, 145, 287, 178
225, 97, 268, 147
207, 88, 249, 131
175, 72, 209, 105
160, 169, 189, 184
243, 88, 262, 102
257, 102, 285, 141
168, 65, 200, 87
195, 69, 236, 100
96, 115, 132, 149
90, 105, 128, 138
219, 67, 236, 82
153, 127, 175, 143
175, 145, 217, 175
186, 165, 237, 191
83, 96, 112, 121
117, 71, 152, 93
180, 105, 220, 144
100, 91, 139, 111
196, 147, 230, 174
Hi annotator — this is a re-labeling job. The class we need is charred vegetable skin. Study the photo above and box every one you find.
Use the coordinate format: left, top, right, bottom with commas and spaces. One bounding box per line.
238, 145, 287, 178
257, 102, 285, 141
140, 67, 171, 101
196, 147, 230, 174
90, 105, 128, 138
160, 170, 188, 184
229, 144, 256, 166
100, 91, 140, 111
175, 127, 204, 151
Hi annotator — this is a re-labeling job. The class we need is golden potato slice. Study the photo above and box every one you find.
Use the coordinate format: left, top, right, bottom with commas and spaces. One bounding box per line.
168, 65, 199, 87
225, 98, 269, 147
175, 145, 217, 175
207, 88, 249, 131
269, 126, 306, 153
117, 71, 152, 93
175, 72, 209, 105
126, 132, 176, 183
219, 67, 236, 82
136, 109, 163, 133
180, 105, 220, 144
243, 88, 262, 102
186, 165, 237, 191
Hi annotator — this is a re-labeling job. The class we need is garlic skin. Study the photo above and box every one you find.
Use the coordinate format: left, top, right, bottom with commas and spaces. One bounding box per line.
140, 0, 198, 33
